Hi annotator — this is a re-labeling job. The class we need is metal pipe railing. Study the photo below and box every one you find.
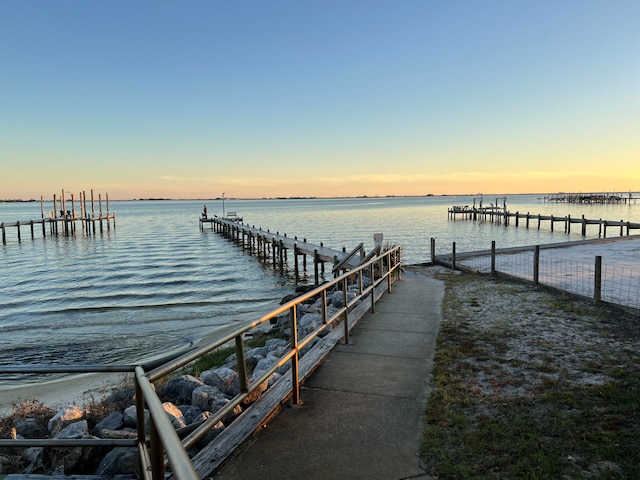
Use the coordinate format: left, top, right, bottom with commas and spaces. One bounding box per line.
0, 245, 402, 479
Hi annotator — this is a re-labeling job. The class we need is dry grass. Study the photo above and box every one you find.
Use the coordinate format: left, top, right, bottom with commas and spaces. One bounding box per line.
0, 392, 128, 475
418, 268, 640, 479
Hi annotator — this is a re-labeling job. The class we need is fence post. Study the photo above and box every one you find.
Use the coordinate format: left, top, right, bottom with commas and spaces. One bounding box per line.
430, 237, 436, 264
594, 255, 602, 304
491, 241, 496, 275
451, 242, 456, 271
533, 245, 540, 285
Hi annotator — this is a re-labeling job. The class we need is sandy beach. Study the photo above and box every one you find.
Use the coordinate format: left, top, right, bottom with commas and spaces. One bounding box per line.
0, 373, 127, 416
0, 319, 268, 416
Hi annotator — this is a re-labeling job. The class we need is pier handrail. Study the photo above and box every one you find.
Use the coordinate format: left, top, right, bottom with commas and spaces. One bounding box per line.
331, 242, 364, 275
0, 245, 402, 479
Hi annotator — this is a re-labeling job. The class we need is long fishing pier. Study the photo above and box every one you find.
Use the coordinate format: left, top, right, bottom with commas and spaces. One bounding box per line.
448, 207, 640, 237
200, 215, 370, 283
1, 190, 115, 245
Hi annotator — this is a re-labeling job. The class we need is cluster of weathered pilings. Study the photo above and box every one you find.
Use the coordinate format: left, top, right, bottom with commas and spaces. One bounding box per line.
1, 190, 115, 245
539, 192, 639, 204
448, 207, 640, 237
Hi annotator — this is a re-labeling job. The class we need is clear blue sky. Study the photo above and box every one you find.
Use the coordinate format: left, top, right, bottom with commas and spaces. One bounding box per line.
2, 1, 639, 199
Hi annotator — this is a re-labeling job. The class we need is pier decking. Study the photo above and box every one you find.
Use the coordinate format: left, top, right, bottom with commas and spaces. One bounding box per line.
1, 190, 115, 245
200, 216, 369, 283
448, 207, 640, 237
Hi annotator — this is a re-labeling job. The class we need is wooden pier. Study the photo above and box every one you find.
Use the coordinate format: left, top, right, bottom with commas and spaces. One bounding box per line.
1, 189, 115, 245
200, 215, 370, 284
448, 207, 640, 238
538, 192, 639, 204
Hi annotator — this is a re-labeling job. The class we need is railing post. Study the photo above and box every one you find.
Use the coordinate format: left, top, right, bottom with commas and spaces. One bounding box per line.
342, 278, 350, 345
321, 290, 328, 324
290, 305, 301, 405
135, 380, 152, 477
235, 335, 248, 393
594, 255, 602, 304
370, 262, 376, 313
491, 241, 496, 275
149, 415, 164, 480
533, 245, 540, 285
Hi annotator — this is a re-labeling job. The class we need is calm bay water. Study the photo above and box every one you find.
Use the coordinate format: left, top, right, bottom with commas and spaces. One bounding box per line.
1, 194, 639, 384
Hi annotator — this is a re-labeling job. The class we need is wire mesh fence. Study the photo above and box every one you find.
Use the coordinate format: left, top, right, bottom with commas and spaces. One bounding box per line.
445, 244, 640, 312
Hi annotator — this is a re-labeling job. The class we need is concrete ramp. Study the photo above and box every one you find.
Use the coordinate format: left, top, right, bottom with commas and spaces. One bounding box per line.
214, 273, 443, 480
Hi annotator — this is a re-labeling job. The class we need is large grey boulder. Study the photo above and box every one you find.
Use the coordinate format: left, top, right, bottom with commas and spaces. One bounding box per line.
265, 338, 288, 350
162, 402, 187, 429
200, 367, 238, 394
94, 410, 124, 437
160, 374, 206, 404
191, 385, 226, 412
299, 312, 322, 335
54, 420, 88, 439
48, 405, 84, 435
123, 405, 149, 432
178, 404, 212, 425
96, 447, 138, 476
13, 416, 46, 439
253, 354, 280, 378
22, 446, 45, 474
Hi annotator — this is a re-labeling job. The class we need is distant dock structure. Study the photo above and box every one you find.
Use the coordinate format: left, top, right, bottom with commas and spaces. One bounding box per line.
200, 214, 372, 284
538, 192, 639, 204
1, 189, 116, 245
448, 207, 640, 238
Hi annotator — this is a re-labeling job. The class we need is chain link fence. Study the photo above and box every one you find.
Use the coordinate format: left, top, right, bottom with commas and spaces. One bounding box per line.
434, 239, 640, 312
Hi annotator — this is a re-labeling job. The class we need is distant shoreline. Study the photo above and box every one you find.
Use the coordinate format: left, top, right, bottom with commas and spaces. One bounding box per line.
6, 192, 638, 203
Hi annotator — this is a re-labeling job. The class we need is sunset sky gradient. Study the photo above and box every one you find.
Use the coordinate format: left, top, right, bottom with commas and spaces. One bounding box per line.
2, 1, 639, 199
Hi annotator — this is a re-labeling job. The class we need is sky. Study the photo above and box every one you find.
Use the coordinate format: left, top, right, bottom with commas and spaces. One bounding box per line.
1, 1, 639, 200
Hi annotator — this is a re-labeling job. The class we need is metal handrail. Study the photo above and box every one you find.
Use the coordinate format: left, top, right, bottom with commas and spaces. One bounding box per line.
0, 245, 402, 479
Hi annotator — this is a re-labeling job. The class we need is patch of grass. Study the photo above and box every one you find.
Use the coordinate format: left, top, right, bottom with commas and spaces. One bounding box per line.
422, 271, 640, 478
179, 330, 286, 377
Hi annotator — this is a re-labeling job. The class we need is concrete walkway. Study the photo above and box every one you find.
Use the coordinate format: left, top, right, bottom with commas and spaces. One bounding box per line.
214, 272, 443, 480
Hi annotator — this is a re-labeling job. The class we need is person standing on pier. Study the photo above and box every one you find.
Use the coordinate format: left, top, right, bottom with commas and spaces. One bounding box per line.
203, 204, 207, 218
